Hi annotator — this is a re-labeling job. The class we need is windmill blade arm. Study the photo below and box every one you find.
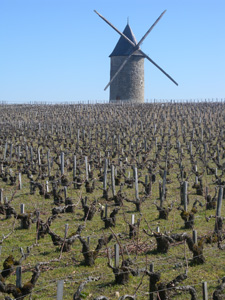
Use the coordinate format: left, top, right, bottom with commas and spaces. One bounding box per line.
95, 9, 178, 87
104, 50, 136, 90
137, 10, 166, 47
94, 10, 136, 47
140, 50, 178, 86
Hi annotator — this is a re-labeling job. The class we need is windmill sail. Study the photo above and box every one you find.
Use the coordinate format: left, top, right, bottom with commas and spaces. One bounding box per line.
95, 10, 178, 102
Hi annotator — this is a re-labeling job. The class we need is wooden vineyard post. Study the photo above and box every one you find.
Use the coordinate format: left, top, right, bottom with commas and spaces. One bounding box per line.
140, 121, 143, 132
201, 126, 203, 141
160, 170, 167, 207
4, 142, 7, 161
9, 143, 13, 163
16, 266, 22, 289
114, 244, 119, 268
153, 120, 157, 135
30, 146, 33, 165
19, 173, 22, 190
195, 176, 198, 185
20, 203, 25, 228
202, 281, 208, 300
194, 164, 197, 173
17, 145, 21, 161
134, 167, 139, 201
60, 152, 64, 176
149, 263, 154, 300
0, 189, 3, 204
177, 140, 180, 153
30, 180, 33, 195
46, 181, 49, 193
217, 144, 220, 165
131, 214, 135, 225
64, 223, 69, 237
182, 181, 188, 211
111, 165, 115, 197
103, 158, 108, 197
73, 155, 77, 180
77, 129, 80, 146
114, 166, 117, 181
57, 280, 64, 300
216, 186, 223, 217
47, 150, 51, 177
20, 203, 25, 214
215, 186, 223, 232
204, 143, 207, 162
37, 148, 41, 167
84, 156, 88, 181
193, 230, 197, 244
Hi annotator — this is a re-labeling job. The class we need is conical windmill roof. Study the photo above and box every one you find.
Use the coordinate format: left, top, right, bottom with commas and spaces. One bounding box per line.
109, 24, 144, 57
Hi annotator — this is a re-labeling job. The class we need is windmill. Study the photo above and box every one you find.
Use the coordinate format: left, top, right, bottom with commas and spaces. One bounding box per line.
94, 10, 178, 103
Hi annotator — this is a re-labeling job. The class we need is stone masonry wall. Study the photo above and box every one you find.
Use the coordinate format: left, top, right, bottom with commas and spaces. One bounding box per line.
109, 56, 144, 103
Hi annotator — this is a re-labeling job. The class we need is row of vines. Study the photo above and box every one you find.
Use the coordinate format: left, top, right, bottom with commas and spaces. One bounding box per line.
0, 102, 224, 299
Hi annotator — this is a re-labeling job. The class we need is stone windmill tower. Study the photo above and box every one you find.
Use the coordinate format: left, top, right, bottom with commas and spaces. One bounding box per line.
95, 10, 178, 103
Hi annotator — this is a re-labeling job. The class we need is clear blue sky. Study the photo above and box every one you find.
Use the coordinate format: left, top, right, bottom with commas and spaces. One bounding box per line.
1, 0, 225, 103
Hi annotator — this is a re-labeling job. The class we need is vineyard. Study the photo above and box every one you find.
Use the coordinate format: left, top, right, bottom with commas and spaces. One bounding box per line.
0, 102, 224, 300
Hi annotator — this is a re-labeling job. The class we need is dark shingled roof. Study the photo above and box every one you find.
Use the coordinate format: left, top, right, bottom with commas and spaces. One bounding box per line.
109, 24, 144, 57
